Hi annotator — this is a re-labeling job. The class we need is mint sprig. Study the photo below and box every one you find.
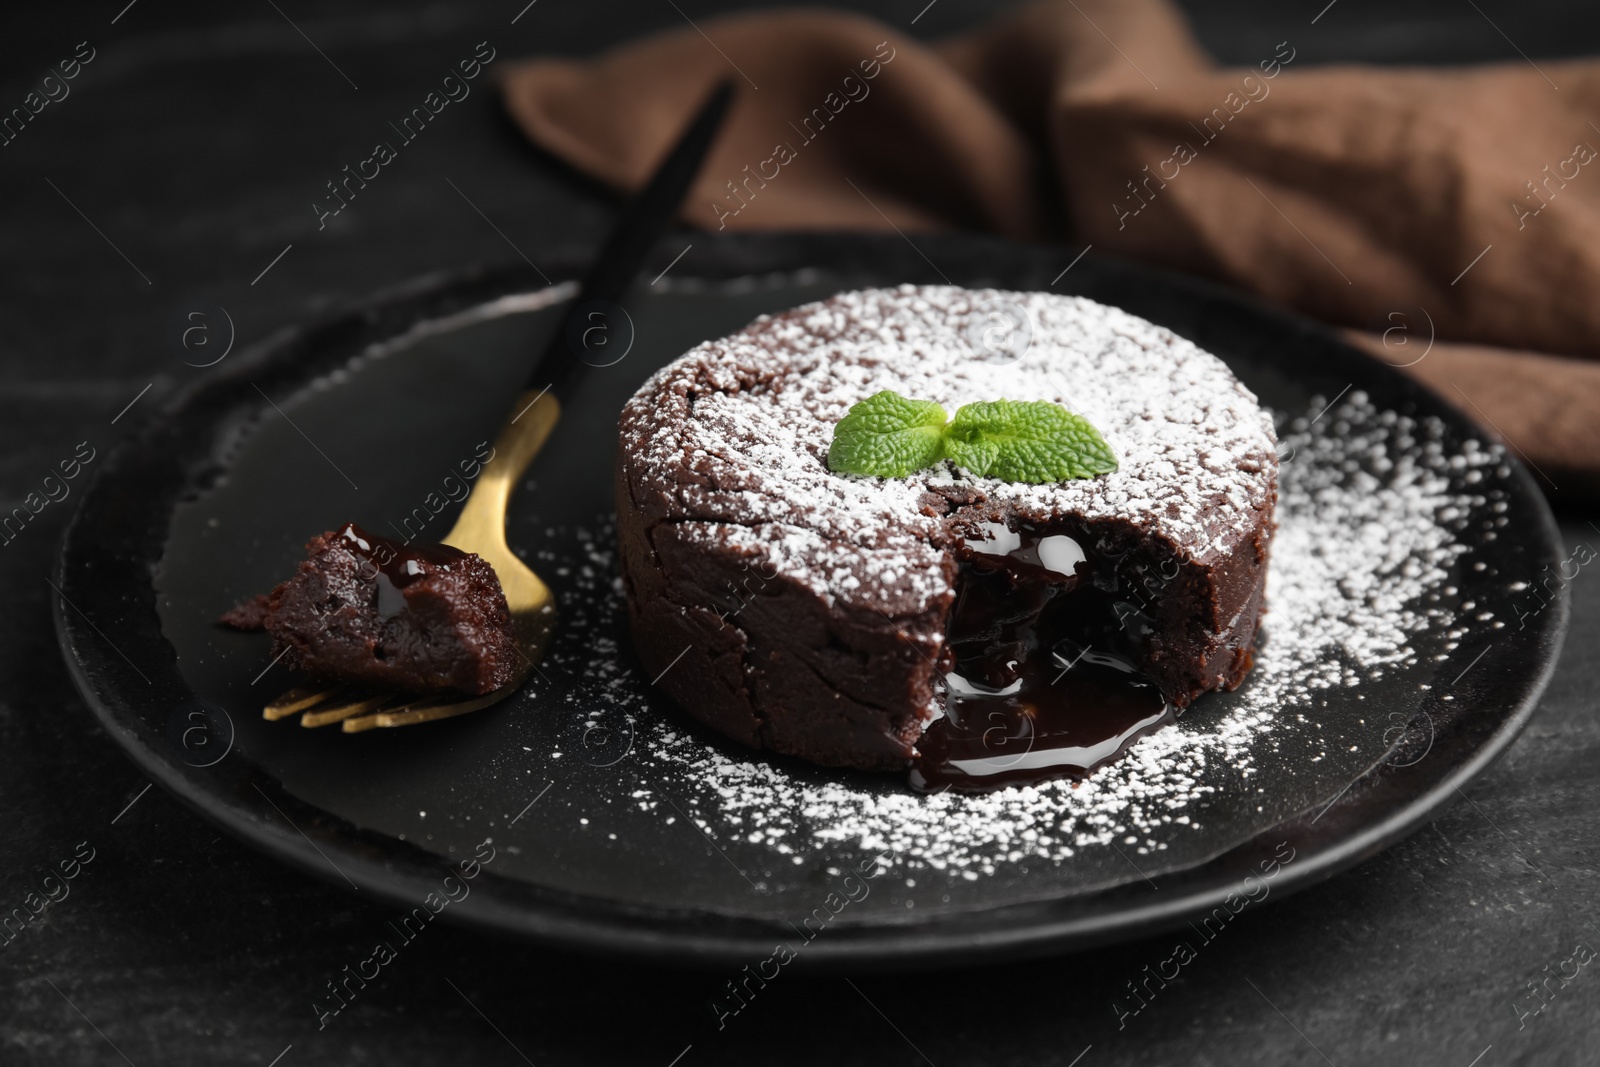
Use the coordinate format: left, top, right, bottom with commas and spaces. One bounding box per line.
826, 390, 1117, 484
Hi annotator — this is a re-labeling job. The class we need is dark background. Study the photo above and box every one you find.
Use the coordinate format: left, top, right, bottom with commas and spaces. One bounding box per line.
3, 1, 1598, 1064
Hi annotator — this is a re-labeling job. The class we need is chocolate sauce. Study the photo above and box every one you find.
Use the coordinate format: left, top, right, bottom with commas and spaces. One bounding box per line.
333, 522, 467, 617
910, 523, 1173, 794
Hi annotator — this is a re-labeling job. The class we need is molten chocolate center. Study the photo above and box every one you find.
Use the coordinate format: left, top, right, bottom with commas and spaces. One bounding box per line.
910, 523, 1173, 793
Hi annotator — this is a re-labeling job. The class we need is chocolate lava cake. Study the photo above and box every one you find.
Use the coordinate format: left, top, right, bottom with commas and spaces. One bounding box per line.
223, 522, 519, 696
616, 285, 1278, 788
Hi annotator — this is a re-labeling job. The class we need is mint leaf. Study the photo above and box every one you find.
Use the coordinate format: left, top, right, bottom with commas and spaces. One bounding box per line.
825, 391, 1117, 484
827, 390, 949, 477
944, 399, 1118, 483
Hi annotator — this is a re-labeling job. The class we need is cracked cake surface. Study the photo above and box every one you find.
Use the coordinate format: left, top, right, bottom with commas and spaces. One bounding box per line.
616, 285, 1278, 772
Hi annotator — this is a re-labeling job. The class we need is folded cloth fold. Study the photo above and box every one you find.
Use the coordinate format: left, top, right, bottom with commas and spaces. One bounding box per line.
501, 0, 1600, 493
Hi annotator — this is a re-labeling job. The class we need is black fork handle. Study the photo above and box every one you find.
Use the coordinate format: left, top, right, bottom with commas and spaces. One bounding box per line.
529, 79, 735, 399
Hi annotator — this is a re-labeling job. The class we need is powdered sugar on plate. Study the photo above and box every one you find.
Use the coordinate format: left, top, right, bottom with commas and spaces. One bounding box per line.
544, 390, 1505, 878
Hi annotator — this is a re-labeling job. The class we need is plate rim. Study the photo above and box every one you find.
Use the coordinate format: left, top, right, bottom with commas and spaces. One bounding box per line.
54, 232, 1570, 968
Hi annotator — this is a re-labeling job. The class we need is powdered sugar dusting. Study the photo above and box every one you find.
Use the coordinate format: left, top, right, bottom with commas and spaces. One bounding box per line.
621, 285, 1278, 617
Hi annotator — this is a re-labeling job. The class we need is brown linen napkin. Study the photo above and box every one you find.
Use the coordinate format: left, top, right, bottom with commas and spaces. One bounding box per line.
501, 0, 1600, 493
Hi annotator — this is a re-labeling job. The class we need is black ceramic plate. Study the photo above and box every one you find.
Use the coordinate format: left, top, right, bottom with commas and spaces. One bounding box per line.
55, 233, 1566, 968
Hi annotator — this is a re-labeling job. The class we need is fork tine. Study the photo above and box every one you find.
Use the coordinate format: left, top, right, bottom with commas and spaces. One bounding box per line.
341, 691, 505, 733
300, 692, 393, 728
264, 686, 342, 721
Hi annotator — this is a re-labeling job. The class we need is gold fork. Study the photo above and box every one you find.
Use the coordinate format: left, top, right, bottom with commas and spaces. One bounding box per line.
258, 80, 734, 733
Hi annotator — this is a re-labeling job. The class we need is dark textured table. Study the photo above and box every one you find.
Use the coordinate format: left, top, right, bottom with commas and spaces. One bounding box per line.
3, 2, 1597, 1064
